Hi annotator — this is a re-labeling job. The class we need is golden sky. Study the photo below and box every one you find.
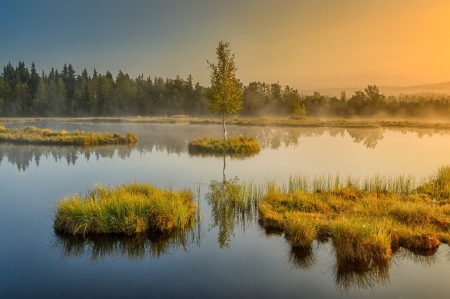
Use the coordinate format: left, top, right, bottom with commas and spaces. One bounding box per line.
2, 0, 449, 90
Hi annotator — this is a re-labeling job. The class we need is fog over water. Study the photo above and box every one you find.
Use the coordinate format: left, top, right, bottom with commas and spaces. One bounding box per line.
2, 121, 450, 298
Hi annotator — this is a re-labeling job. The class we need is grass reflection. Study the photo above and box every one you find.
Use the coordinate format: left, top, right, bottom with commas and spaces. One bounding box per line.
333, 254, 390, 293
52, 230, 197, 262
206, 178, 264, 248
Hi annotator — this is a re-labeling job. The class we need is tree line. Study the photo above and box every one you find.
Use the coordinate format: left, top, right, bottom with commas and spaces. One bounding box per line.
1, 61, 449, 118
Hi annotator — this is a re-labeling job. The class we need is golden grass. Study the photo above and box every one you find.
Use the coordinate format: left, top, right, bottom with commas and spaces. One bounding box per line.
202, 167, 450, 263
53, 182, 196, 236
188, 136, 261, 154
0, 125, 137, 146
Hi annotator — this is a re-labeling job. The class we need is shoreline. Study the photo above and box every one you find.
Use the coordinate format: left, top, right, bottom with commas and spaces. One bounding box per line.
2, 116, 450, 129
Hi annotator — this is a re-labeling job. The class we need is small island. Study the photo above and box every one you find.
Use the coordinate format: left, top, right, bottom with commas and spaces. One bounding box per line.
188, 136, 260, 154
0, 124, 137, 146
187, 42, 260, 155
53, 182, 196, 235
257, 166, 450, 263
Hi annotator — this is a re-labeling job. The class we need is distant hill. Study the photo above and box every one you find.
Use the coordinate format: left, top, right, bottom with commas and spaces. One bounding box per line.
300, 82, 450, 97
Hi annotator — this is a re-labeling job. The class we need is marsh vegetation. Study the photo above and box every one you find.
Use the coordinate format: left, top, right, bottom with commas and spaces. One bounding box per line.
205, 166, 450, 264
53, 182, 195, 235
0, 124, 137, 145
5, 121, 450, 298
188, 136, 260, 154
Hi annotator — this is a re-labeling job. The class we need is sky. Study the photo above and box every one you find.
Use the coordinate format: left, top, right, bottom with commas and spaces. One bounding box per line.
1, 0, 449, 90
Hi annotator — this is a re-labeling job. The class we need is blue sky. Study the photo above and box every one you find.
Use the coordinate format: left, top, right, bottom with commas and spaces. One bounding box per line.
1, 0, 449, 90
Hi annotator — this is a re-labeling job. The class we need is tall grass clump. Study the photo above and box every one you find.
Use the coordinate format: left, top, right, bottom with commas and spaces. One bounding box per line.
0, 126, 138, 146
256, 167, 450, 263
53, 182, 195, 236
417, 165, 450, 200
188, 136, 260, 154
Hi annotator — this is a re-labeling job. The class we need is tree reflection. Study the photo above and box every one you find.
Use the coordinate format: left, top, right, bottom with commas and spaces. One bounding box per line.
206, 171, 260, 248
0, 143, 135, 172
4, 122, 450, 172
346, 128, 385, 149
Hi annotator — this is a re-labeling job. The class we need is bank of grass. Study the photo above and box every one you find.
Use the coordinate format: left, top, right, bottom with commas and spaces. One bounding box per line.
188, 136, 261, 154
205, 166, 450, 263
0, 124, 137, 145
258, 170, 450, 262
6, 116, 450, 129
53, 182, 196, 236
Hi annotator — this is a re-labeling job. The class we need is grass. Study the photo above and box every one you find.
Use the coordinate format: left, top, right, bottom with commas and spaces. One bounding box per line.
261, 172, 450, 262
188, 136, 261, 154
53, 182, 196, 236
0, 124, 137, 146
207, 179, 264, 248
206, 166, 450, 263
2, 115, 450, 129
4, 116, 450, 129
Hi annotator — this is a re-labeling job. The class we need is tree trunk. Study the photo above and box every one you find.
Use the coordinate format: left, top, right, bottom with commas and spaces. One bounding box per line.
222, 114, 227, 140
223, 155, 227, 184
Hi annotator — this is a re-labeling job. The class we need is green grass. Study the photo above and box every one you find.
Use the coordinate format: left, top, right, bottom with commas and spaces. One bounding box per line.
206, 167, 450, 263
188, 136, 261, 154
53, 182, 196, 236
260, 172, 450, 262
0, 124, 137, 146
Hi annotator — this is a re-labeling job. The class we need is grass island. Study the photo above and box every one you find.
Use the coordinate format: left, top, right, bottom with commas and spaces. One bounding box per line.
188, 136, 261, 154
207, 165, 450, 263
0, 124, 137, 146
53, 182, 196, 236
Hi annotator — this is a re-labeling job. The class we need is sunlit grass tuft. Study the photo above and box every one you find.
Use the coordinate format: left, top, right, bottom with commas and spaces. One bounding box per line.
53, 182, 195, 236
0, 126, 138, 146
257, 171, 450, 262
207, 167, 450, 263
188, 136, 260, 154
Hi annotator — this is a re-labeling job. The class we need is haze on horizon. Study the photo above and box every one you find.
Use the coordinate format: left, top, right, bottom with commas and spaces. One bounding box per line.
1, 0, 449, 91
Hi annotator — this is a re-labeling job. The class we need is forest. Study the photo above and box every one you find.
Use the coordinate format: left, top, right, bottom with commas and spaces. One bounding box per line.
1, 61, 450, 118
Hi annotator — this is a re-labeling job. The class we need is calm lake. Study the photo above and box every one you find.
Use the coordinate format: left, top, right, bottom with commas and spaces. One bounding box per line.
1, 121, 450, 298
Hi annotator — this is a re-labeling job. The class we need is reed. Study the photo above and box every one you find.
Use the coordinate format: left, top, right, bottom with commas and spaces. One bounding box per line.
417, 165, 450, 200
53, 182, 195, 236
0, 125, 137, 146
202, 167, 450, 263
188, 136, 260, 154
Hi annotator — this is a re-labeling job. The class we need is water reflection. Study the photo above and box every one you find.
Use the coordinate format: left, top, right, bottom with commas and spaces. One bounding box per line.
287, 245, 316, 270
206, 178, 259, 248
0, 143, 135, 171
333, 254, 390, 293
258, 220, 446, 293
52, 231, 197, 262
4, 122, 450, 171
346, 128, 384, 149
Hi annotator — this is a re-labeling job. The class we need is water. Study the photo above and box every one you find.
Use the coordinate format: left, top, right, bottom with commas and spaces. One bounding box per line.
1, 122, 450, 298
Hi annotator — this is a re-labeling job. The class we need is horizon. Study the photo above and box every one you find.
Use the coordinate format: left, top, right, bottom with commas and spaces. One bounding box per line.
1, 0, 449, 91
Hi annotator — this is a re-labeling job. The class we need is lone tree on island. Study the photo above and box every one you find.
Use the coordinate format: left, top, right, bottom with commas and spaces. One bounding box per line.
205, 41, 243, 140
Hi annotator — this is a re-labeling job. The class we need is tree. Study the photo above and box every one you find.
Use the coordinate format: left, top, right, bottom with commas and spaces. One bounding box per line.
204, 41, 243, 140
